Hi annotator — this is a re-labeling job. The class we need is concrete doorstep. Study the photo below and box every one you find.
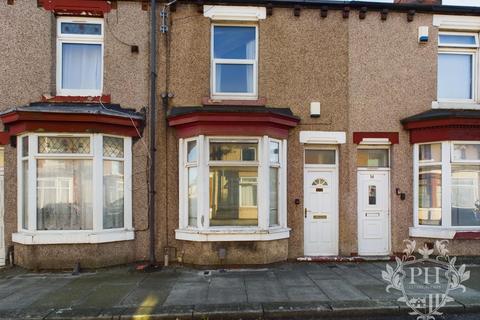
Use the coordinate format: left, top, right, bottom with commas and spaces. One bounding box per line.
0, 262, 479, 319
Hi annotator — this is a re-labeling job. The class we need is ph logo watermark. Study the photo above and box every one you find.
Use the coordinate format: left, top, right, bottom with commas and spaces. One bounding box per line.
382, 240, 470, 320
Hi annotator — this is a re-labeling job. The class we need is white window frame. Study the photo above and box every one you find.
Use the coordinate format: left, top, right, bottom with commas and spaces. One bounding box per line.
14, 133, 133, 244
434, 30, 480, 107
56, 17, 104, 97
177, 136, 289, 241
411, 141, 480, 239
210, 24, 259, 100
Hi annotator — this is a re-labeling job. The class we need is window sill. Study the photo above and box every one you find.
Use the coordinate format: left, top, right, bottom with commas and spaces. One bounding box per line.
409, 227, 480, 239
202, 96, 266, 107
432, 101, 480, 110
175, 227, 290, 242
12, 229, 135, 245
42, 94, 111, 104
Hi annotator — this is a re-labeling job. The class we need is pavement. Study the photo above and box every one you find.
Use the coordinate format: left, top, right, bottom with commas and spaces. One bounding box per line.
0, 262, 479, 319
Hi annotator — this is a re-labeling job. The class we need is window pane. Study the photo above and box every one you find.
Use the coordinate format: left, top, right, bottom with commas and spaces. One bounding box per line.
269, 167, 279, 226
37, 159, 93, 230
357, 149, 389, 167
418, 165, 442, 226
61, 22, 102, 35
188, 167, 198, 227
453, 144, 480, 161
209, 166, 258, 226
39, 136, 90, 154
22, 160, 28, 230
438, 53, 472, 100
451, 165, 480, 227
369, 185, 377, 205
419, 144, 441, 162
103, 160, 124, 229
103, 136, 124, 158
439, 34, 476, 46
213, 26, 256, 59
305, 150, 336, 165
215, 64, 254, 93
22, 136, 28, 157
187, 141, 197, 163
270, 141, 280, 163
210, 142, 257, 161
62, 43, 102, 90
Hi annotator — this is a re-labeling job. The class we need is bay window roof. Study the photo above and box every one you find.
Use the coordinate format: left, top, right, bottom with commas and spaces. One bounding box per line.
0, 102, 144, 140
402, 109, 480, 144
168, 106, 299, 139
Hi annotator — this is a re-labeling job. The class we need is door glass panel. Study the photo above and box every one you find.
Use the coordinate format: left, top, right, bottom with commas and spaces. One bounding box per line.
305, 150, 336, 165
357, 149, 389, 167
368, 185, 377, 205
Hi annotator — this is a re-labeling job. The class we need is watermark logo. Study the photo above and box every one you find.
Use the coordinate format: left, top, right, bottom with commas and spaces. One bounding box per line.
382, 240, 470, 320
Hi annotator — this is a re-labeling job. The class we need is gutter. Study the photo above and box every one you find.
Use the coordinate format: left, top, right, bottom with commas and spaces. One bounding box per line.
185, 0, 480, 15
148, 0, 157, 266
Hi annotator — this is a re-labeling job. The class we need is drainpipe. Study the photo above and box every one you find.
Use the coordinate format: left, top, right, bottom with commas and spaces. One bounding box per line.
148, 0, 157, 266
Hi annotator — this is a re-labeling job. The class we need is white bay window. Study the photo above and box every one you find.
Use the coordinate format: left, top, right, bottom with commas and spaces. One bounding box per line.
14, 134, 133, 244
177, 136, 288, 241
412, 141, 480, 238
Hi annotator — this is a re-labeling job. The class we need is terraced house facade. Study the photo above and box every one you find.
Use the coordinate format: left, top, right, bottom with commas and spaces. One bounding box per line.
2, 0, 480, 269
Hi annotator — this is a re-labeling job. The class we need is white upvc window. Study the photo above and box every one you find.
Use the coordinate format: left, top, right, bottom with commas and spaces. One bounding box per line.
437, 32, 479, 103
177, 136, 288, 241
56, 17, 104, 97
14, 133, 133, 244
412, 141, 480, 237
211, 24, 258, 100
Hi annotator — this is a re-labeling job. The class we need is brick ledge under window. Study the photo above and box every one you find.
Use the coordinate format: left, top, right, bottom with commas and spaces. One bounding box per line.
12, 229, 134, 245
175, 227, 290, 242
409, 227, 480, 240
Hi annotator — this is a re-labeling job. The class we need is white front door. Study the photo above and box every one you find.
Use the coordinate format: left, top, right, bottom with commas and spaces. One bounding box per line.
357, 170, 390, 256
304, 169, 338, 256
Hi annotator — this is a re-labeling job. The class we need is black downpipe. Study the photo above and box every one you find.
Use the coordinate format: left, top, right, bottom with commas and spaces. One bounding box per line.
148, 0, 157, 266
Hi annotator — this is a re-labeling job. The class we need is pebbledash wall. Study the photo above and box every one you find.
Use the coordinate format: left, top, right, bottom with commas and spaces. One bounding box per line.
2, 0, 480, 270
0, 0, 153, 269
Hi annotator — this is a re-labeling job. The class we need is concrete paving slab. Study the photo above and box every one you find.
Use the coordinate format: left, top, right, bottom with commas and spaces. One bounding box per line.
163, 281, 209, 306
245, 280, 288, 303
193, 303, 262, 320
313, 279, 371, 301
305, 269, 342, 280
0, 277, 71, 311
274, 271, 316, 287
76, 282, 137, 309
357, 263, 388, 282
119, 287, 173, 308
284, 286, 329, 302
209, 276, 244, 288
29, 277, 103, 309
263, 301, 331, 319
207, 286, 248, 304
332, 266, 385, 286
355, 284, 402, 301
